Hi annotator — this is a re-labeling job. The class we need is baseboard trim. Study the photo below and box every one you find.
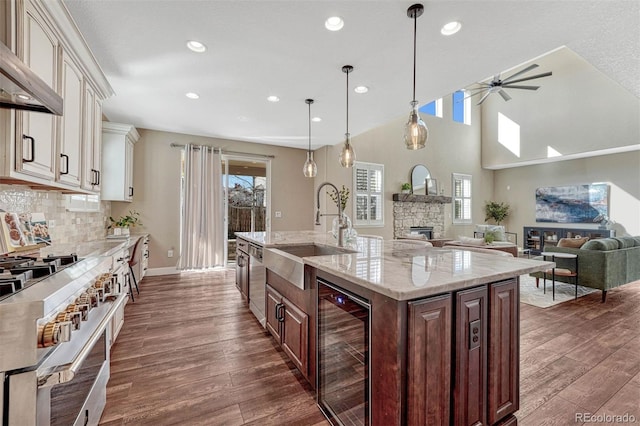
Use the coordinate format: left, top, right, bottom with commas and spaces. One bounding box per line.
145, 266, 180, 276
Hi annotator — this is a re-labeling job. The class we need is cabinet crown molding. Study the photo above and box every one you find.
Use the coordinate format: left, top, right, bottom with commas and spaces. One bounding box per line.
102, 122, 140, 142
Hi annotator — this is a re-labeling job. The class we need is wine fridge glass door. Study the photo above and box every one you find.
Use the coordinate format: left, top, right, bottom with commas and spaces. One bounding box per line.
317, 279, 371, 426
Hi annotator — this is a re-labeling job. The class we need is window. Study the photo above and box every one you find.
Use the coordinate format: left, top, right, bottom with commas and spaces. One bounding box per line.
353, 162, 384, 227
419, 98, 442, 118
65, 194, 100, 212
452, 173, 472, 223
452, 90, 471, 125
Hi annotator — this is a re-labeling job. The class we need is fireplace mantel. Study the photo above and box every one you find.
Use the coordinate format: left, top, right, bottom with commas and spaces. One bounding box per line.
392, 193, 452, 203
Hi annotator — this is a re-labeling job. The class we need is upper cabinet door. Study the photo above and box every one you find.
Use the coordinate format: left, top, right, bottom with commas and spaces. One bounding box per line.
57, 50, 83, 187
15, 1, 58, 180
81, 83, 103, 192
101, 122, 139, 201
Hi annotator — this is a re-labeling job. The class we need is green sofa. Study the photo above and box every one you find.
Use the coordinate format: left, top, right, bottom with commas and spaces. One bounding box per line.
530, 236, 640, 302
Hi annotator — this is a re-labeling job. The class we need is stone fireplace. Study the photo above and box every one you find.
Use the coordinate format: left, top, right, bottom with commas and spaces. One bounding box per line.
392, 193, 452, 239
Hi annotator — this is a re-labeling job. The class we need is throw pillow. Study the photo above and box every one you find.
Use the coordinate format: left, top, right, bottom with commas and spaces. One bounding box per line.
487, 225, 506, 242
581, 238, 619, 251
557, 236, 589, 248
459, 236, 486, 245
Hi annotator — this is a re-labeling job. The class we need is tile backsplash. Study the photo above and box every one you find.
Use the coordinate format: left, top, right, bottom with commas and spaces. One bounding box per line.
0, 185, 111, 245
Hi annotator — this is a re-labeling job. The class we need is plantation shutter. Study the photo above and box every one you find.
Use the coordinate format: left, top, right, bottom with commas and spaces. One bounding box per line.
452, 173, 472, 223
354, 162, 384, 226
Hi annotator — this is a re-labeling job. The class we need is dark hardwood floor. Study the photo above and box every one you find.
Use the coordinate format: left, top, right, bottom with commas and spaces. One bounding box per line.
99, 270, 640, 425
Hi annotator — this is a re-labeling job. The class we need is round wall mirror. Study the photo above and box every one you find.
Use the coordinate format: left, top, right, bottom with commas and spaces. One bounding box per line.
411, 164, 431, 194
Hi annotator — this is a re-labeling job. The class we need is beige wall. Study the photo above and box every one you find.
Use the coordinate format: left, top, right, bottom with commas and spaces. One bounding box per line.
494, 151, 640, 238
0, 185, 110, 244
481, 47, 640, 168
313, 94, 493, 240
111, 128, 314, 269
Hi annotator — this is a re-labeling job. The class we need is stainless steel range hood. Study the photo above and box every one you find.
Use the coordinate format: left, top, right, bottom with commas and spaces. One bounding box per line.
0, 41, 63, 115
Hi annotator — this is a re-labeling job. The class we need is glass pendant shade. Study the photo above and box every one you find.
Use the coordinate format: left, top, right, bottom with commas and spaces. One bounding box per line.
339, 133, 355, 168
303, 98, 317, 177
303, 151, 317, 177
404, 100, 428, 150
339, 65, 355, 168
405, 3, 428, 150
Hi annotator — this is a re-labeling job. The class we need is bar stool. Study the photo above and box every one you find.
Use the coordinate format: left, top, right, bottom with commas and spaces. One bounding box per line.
541, 252, 579, 301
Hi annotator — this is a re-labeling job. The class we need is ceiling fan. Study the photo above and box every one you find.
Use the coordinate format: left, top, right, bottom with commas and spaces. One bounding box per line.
465, 64, 552, 105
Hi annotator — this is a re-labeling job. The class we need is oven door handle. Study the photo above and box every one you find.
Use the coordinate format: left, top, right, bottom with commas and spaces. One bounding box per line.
36, 292, 126, 388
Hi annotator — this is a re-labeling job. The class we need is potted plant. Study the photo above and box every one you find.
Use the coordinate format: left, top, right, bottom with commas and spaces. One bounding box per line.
328, 185, 350, 211
401, 182, 411, 194
484, 201, 510, 225
108, 210, 142, 236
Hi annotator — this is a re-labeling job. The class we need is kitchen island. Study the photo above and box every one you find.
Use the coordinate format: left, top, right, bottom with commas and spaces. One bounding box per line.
235, 231, 553, 426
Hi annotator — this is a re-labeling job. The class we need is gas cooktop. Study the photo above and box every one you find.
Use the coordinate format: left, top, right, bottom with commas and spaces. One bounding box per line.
0, 254, 80, 300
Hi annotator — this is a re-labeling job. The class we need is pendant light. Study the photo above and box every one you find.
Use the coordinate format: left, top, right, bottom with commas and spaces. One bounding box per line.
303, 98, 317, 177
339, 65, 356, 168
404, 3, 428, 150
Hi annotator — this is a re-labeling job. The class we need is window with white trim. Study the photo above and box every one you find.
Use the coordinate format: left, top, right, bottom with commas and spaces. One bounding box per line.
353, 162, 384, 227
452, 90, 471, 125
419, 98, 443, 118
452, 173, 472, 223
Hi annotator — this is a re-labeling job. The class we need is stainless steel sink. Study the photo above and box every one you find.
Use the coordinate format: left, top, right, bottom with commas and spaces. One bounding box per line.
263, 244, 356, 289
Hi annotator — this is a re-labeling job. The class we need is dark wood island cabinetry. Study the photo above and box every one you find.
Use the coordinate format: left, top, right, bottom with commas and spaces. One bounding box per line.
315, 269, 520, 426
234, 232, 551, 426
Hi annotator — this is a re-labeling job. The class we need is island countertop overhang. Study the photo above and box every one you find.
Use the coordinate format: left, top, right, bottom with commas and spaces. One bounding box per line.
235, 231, 554, 301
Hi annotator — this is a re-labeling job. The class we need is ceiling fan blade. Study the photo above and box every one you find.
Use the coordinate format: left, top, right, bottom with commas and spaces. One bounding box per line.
501, 84, 540, 90
498, 89, 511, 101
477, 91, 492, 105
500, 64, 539, 83
503, 71, 552, 85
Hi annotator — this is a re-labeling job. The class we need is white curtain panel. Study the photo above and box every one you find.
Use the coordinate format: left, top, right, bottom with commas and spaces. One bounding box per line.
177, 144, 225, 270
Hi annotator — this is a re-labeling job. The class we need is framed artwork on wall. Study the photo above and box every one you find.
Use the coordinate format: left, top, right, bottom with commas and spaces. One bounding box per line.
426, 178, 438, 196
535, 183, 609, 223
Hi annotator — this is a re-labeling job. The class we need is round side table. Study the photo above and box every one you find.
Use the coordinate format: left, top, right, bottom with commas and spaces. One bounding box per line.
540, 252, 579, 301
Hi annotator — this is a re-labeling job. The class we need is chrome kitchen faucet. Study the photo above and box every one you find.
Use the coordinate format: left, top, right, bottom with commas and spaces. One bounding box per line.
315, 182, 347, 247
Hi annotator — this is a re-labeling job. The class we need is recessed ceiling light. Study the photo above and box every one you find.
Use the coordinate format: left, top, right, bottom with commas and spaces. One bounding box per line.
237, 115, 249, 122
311, 117, 322, 122
325, 16, 344, 31
16, 94, 31, 100
441, 21, 461, 36
267, 95, 280, 102
354, 86, 369, 94
185, 92, 199, 99
186, 40, 207, 52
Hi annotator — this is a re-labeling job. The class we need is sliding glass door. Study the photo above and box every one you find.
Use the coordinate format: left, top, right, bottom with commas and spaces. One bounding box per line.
222, 156, 270, 262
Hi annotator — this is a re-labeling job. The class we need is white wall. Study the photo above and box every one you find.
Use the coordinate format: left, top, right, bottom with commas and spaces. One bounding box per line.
112, 128, 314, 269
481, 47, 639, 168
494, 151, 640, 238
313, 93, 491, 240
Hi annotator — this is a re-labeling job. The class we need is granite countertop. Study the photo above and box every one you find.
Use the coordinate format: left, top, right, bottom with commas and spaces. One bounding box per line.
236, 231, 554, 301
40, 234, 148, 258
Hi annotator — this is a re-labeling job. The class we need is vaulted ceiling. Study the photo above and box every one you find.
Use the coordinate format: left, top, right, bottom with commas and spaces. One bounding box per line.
64, 0, 639, 150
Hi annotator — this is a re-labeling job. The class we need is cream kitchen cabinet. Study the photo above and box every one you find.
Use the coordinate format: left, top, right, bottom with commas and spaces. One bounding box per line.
0, 0, 113, 191
14, 0, 59, 181
57, 49, 83, 187
101, 122, 139, 202
81, 82, 103, 192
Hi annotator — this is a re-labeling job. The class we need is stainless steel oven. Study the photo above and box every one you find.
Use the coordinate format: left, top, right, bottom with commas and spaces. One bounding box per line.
1, 256, 125, 426
4, 326, 112, 426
